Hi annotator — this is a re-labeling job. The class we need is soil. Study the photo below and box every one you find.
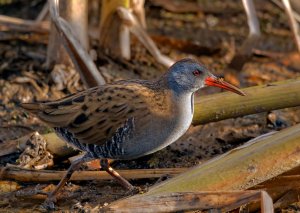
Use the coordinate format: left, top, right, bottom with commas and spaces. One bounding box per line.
1, 0, 300, 212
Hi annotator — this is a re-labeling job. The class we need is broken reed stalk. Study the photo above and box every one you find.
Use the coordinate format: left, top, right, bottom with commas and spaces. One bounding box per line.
0, 167, 187, 182
47, 0, 89, 67
48, 0, 106, 87
99, 0, 175, 67
99, 0, 131, 59
104, 191, 273, 213
0, 132, 76, 158
193, 77, 300, 125
241, 167, 300, 211
249, 173, 300, 210
138, 122, 300, 195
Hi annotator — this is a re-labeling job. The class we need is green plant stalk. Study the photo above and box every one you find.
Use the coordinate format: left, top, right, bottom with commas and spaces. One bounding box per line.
143, 123, 300, 195
193, 77, 300, 125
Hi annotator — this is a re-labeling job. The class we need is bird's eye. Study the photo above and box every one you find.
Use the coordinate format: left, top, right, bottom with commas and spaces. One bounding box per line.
193, 70, 201, 76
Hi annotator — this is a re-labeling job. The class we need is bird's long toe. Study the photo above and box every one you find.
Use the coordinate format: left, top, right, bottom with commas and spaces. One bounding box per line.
41, 196, 58, 211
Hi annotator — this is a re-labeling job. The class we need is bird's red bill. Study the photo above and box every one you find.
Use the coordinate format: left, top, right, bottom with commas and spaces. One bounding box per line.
205, 76, 246, 96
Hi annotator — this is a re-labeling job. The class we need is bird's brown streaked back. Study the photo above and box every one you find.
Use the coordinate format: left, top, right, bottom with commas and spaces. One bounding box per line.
21, 80, 174, 146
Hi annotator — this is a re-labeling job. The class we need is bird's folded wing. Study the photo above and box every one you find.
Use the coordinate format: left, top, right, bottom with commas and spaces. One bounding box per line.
21, 84, 151, 146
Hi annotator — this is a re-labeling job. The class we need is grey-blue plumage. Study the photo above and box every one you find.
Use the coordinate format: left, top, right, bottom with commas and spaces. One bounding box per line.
21, 58, 245, 205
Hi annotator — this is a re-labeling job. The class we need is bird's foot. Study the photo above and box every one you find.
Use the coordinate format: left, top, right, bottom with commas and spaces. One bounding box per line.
125, 186, 147, 196
40, 196, 58, 211
155, 174, 172, 184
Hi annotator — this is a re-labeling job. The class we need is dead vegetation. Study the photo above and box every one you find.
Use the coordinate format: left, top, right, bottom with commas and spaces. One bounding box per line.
0, 0, 300, 212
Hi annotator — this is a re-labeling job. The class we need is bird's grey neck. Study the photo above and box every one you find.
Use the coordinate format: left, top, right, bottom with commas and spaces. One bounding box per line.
169, 80, 194, 101
156, 76, 194, 112
157, 75, 192, 95
174, 91, 194, 110
170, 81, 192, 95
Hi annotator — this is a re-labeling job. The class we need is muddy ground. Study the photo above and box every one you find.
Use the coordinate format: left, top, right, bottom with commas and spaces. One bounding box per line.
0, 0, 300, 212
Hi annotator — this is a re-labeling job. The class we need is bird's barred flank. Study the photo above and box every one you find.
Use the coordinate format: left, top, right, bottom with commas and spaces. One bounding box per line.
54, 118, 135, 159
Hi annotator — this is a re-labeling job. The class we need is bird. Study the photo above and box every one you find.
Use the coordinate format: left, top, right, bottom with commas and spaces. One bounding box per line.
21, 58, 245, 206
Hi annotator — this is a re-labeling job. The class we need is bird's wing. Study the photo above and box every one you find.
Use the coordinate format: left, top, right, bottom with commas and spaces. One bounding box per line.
21, 82, 162, 146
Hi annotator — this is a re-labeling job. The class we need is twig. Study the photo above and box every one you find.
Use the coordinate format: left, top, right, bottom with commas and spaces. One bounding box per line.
1, 167, 188, 182
35, 2, 49, 22
0, 183, 49, 200
270, 0, 300, 23
252, 48, 285, 58
282, 0, 300, 52
253, 174, 300, 188
0, 14, 49, 33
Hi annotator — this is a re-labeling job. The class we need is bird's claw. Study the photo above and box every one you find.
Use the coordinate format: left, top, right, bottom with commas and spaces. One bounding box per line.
40, 196, 58, 211
125, 186, 146, 196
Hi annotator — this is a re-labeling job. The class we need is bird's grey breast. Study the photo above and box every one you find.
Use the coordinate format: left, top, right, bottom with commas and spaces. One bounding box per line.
167, 92, 194, 142
122, 92, 194, 159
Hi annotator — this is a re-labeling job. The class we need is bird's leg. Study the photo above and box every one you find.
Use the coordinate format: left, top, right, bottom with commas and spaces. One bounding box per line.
43, 154, 92, 209
100, 159, 134, 191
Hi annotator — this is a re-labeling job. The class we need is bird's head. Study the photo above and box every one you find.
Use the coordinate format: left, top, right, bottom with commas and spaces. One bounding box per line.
166, 58, 245, 96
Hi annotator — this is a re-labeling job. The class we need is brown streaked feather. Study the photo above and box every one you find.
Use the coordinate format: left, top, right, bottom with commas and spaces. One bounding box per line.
21, 80, 173, 146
